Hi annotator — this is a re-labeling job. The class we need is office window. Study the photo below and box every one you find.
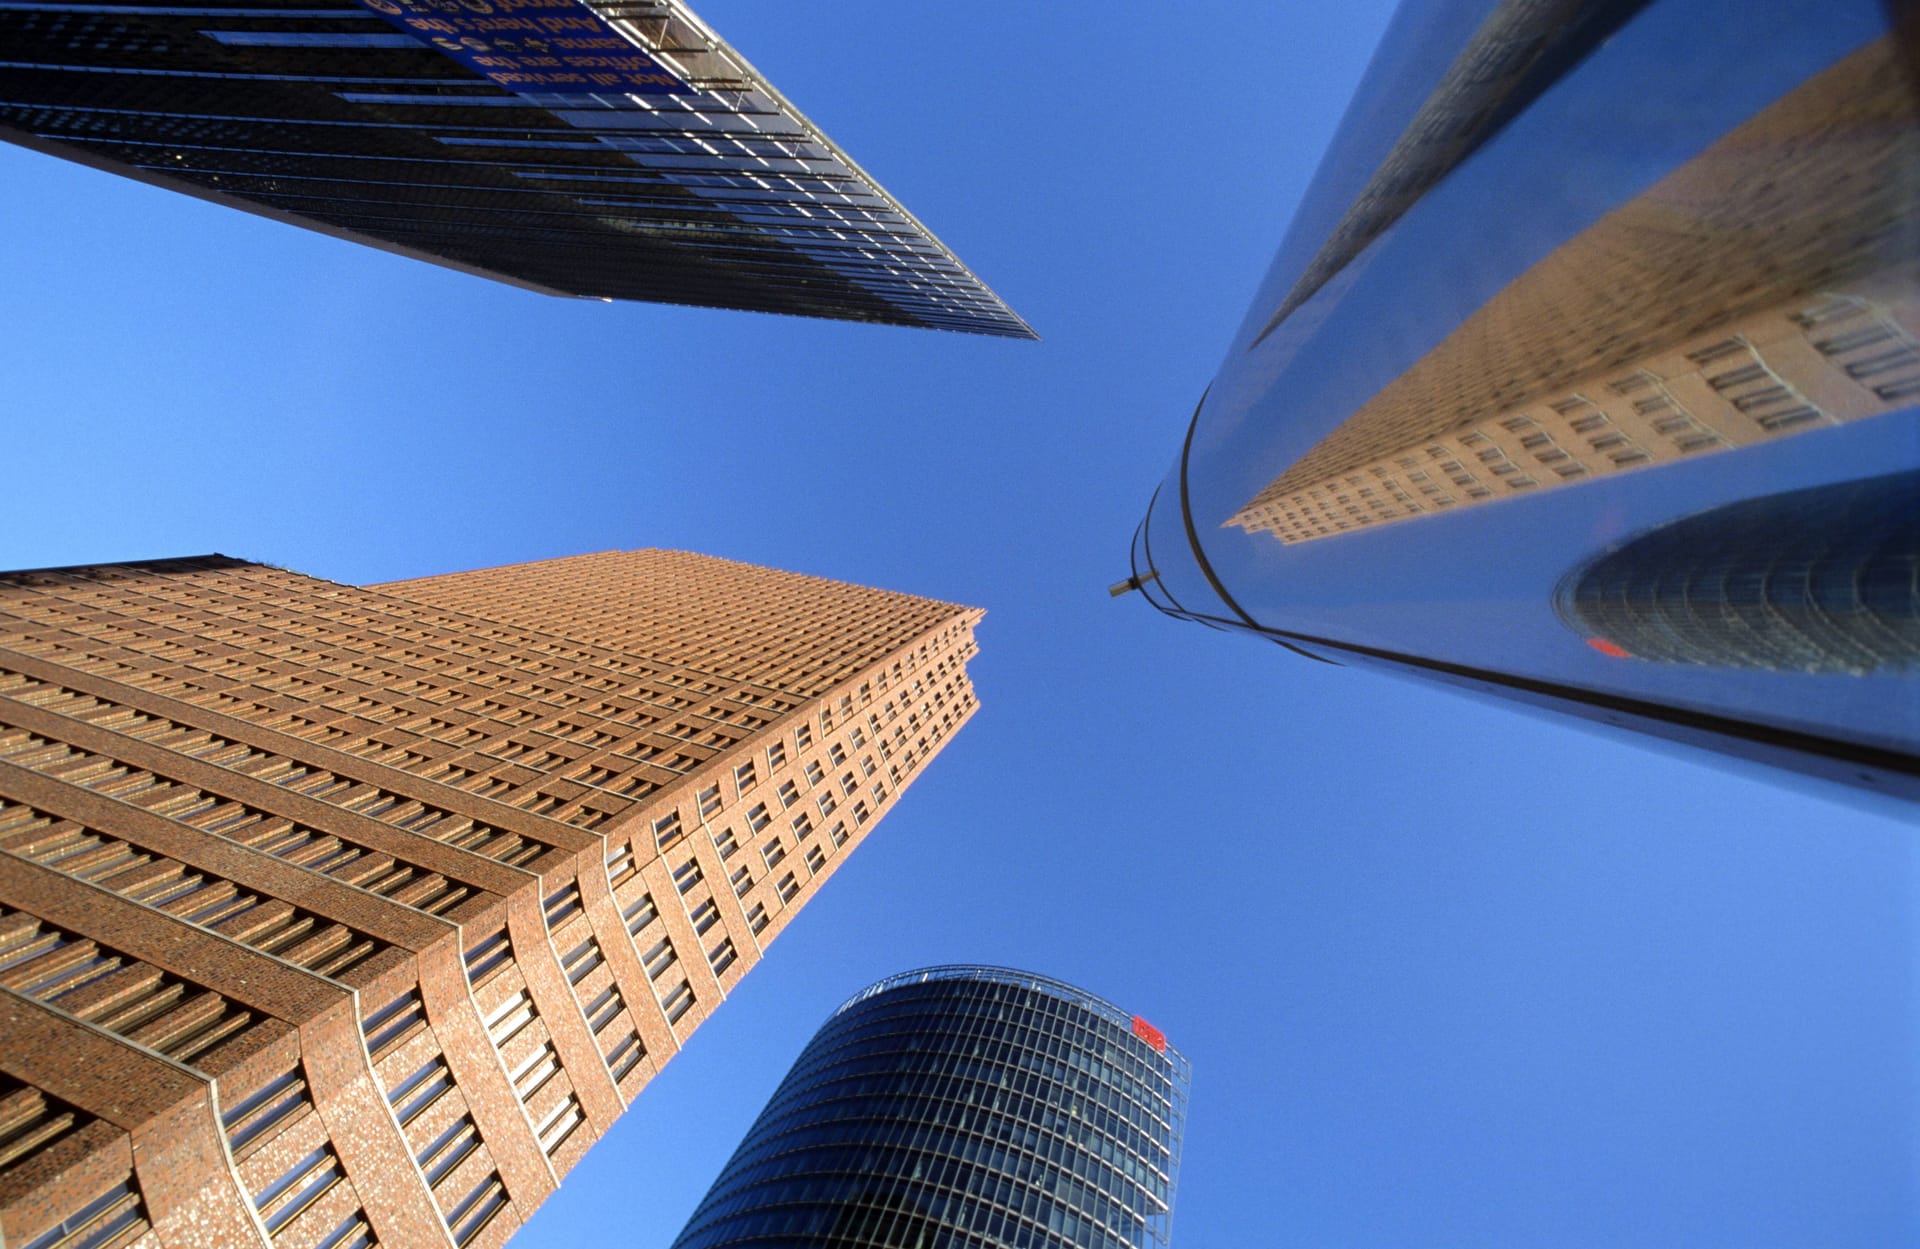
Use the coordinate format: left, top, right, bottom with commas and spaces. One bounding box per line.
560, 937, 602, 986
816, 792, 837, 817
543, 883, 583, 929
364, 991, 427, 1061
790, 810, 814, 839
584, 985, 623, 1035
777, 780, 801, 808
606, 841, 636, 887
729, 864, 753, 897
653, 812, 683, 851
205, 29, 423, 47
708, 939, 738, 977
606, 1031, 644, 1082
714, 825, 739, 859
804, 760, 826, 787
512, 1043, 562, 1103
746, 802, 772, 832
689, 898, 720, 936
465, 929, 512, 987
697, 785, 722, 816
828, 743, 847, 766
766, 741, 786, 770
672, 858, 702, 895
776, 873, 800, 902
805, 845, 826, 874
794, 724, 813, 749
660, 980, 694, 1025
641, 937, 677, 981
733, 761, 756, 792
762, 839, 787, 870
623, 892, 658, 937
746, 903, 769, 935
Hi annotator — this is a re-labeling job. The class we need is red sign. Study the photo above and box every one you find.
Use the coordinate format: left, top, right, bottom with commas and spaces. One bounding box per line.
1131, 1015, 1167, 1052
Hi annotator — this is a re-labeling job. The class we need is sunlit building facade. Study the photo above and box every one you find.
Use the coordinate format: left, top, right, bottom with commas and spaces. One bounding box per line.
0, 0, 1032, 337
1229, 285, 1920, 544
670, 966, 1189, 1249
1123, 0, 1920, 798
0, 550, 981, 1249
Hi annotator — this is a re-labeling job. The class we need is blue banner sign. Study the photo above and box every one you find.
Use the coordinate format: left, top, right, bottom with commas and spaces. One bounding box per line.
356, 0, 692, 94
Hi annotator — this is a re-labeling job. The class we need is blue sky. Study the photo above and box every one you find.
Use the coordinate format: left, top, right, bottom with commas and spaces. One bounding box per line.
0, 3, 1914, 1246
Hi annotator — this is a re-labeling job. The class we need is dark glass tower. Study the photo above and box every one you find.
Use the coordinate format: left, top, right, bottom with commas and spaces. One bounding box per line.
0, 0, 1033, 336
671, 966, 1190, 1249
1556, 470, 1920, 673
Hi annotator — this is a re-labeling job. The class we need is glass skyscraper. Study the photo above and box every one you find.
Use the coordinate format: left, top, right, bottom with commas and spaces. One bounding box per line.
1121, 0, 1919, 799
1555, 470, 1920, 674
670, 966, 1190, 1249
0, 0, 1033, 336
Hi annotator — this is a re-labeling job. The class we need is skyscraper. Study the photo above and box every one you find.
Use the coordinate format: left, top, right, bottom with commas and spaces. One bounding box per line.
1555, 470, 1920, 674
0, 0, 1033, 337
670, 966, 1189, 1249
1121, 0, 1920, 798
0, 550, 982, 1249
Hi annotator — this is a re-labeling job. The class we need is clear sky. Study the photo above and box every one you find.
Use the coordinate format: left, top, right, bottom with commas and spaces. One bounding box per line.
1, 3, 1914, 1247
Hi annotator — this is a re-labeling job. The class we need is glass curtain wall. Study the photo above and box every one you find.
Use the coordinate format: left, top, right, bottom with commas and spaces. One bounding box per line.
671, 966, 1189, 1249
1126, 0, 1920, 798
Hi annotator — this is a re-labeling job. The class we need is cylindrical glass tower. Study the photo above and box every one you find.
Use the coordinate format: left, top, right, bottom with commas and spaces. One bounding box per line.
670, 965, 1190, 1249
1120, 0, 1920, 798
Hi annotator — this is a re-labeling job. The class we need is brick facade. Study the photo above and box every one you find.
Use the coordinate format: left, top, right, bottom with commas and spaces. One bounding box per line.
0, 550, 982, 1249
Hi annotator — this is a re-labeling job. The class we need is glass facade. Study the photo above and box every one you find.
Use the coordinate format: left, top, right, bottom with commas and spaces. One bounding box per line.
671, 966, 1190, 1249
1125, 0, 1919, 799
0, 0, 1033, 336
1555, 470, 1920, 674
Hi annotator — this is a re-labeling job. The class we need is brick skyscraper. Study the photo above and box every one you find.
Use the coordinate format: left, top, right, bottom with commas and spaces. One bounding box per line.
0, 550, 982, 1249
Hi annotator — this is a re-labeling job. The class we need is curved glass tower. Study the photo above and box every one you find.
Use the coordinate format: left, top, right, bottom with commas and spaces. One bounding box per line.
670, 966, 1190, 1249
1122, 0, 1920, 800
1555, 470, 1920, 674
